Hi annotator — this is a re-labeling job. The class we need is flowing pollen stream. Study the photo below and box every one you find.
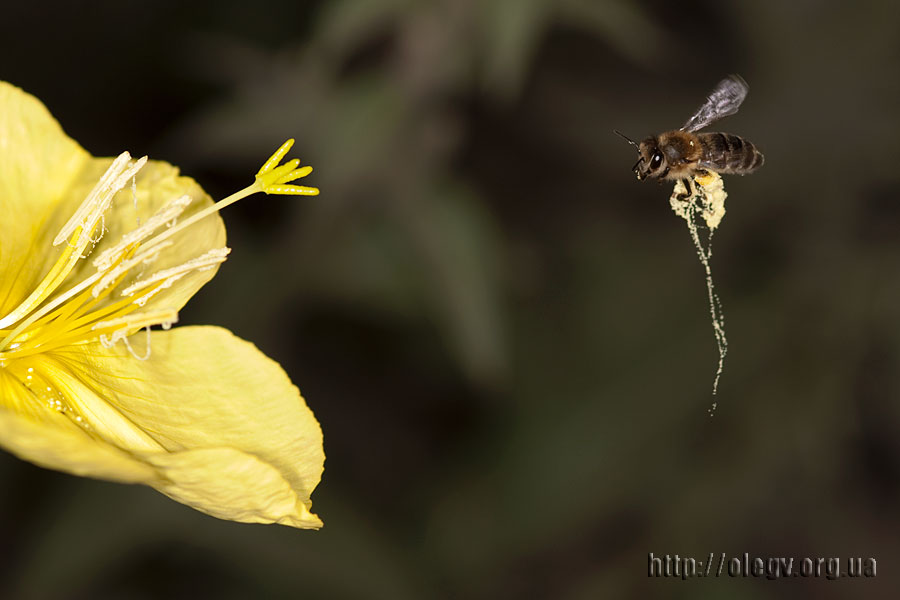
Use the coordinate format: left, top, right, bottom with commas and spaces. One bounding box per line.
669, 172, 728, 416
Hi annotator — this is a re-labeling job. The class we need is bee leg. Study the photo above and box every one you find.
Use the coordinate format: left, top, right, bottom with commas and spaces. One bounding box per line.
675, 177, 696, 201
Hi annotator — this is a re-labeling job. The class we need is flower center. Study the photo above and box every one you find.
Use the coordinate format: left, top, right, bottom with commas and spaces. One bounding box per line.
0, 139, 317, 365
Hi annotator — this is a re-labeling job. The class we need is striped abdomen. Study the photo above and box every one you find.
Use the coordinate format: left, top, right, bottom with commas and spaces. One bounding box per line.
697, 132, 764, 174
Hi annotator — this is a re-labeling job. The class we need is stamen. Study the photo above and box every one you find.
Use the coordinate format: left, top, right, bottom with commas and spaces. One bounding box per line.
54, 153, 147, 247
120, 248, 231, 298
92, 195, 192, 272
131, 174, 139, 224
87, 214, 106, 245
53, 152, 131, 246
94, 308, 178, 347
91, 241, 174, 298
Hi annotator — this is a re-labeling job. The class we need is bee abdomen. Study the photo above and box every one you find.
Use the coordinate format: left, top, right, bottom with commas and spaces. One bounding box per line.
698, 132, 764, 174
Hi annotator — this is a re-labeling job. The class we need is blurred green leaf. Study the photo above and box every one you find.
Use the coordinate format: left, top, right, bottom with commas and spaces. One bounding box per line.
477, 0, 550, 100
559, 0, 668, 66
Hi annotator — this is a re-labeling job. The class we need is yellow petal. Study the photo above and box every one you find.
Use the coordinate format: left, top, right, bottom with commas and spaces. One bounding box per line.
16, 326, 324, 527
0, 407, 156, 483
0, 82, 90, 317
144, 447, 322, 527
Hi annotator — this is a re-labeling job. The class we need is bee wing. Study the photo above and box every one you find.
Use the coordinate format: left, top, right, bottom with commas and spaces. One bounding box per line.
680, 75, 749, 133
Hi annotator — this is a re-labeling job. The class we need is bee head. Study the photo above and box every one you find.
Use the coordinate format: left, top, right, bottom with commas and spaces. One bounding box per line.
614, 130, 666, 181
635, 139, 667, 181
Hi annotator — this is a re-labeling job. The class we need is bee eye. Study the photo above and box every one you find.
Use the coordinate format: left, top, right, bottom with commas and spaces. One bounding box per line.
650, 151, 663, 170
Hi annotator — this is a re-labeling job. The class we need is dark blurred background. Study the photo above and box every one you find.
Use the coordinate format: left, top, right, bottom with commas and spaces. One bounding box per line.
1, 0, 899, 598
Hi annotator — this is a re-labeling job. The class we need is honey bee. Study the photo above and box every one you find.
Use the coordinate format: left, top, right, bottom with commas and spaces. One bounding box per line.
616, 75, 764, 198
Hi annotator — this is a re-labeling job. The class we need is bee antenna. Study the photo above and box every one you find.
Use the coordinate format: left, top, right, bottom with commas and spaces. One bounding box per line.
613, 129, 640, 153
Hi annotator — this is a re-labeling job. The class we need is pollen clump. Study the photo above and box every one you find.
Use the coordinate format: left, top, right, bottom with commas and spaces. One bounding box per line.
670, 171, 727, 230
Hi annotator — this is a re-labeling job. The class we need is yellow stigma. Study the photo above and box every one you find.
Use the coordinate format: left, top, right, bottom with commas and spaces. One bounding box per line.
0, 140, 317, 361
254, 139, 319, 196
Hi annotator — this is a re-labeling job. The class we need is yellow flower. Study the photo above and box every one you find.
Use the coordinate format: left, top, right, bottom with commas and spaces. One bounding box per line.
0, 81, 324, 528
